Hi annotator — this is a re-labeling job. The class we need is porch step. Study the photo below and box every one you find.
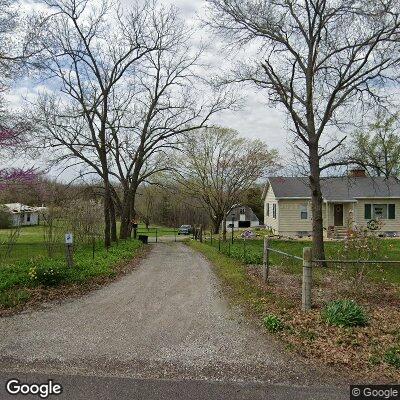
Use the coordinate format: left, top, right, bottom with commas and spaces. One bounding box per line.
334, 226, 347, 239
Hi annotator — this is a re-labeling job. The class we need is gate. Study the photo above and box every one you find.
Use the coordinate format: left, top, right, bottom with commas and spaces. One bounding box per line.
134, 227, 186, 243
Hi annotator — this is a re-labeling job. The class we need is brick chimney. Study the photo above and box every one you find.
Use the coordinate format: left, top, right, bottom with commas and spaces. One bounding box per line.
349, 168, 366, 177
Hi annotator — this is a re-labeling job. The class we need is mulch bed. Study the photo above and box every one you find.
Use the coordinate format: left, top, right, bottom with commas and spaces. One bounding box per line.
0, 245, 151, 318
246, 265, 400, 383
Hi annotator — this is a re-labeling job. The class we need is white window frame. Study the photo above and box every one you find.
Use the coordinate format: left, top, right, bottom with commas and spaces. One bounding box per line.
272, 204, 276, 219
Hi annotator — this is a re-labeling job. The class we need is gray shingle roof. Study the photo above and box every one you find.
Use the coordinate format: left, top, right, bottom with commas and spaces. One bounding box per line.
268, 176, 400, 201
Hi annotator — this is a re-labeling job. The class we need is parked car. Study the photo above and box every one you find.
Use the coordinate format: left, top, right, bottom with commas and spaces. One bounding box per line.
178, 225, 192, 235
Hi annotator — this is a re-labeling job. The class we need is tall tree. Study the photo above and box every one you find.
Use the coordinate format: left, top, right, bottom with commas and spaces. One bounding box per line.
177, 127, 278, 235
207, 0, 400, 261
33, 0, 166, 246
350, 112, 400, 178
33, 2, 232, 242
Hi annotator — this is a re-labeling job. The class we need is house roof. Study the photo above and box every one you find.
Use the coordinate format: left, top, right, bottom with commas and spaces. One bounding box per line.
3, 203, 45, 214
226, 204, 260, 222
266, 176, 400, 201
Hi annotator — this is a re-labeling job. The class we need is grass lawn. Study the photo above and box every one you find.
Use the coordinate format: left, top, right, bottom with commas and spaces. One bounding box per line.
188, 240, 400, 382
0, 223, 174, 264
203, 237, 400, 286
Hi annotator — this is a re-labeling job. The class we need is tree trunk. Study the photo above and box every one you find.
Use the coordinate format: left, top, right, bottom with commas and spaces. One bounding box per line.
103, 183, 111, 248
222, 215, 227, 241
119, 189, 133, 239
308, 142, 326, 266
212, 214, 223, 234
110, 199, 117, 242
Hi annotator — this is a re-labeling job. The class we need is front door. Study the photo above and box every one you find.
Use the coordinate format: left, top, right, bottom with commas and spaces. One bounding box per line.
334, 204, 343, 226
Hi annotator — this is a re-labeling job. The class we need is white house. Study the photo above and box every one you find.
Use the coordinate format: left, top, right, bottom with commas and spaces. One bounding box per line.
3, 203, 46, 227
223, 204, 260, 230
262, 170, 400, 238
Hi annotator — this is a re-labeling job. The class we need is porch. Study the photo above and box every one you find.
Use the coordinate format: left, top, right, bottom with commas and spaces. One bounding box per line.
324, 200, 356, 239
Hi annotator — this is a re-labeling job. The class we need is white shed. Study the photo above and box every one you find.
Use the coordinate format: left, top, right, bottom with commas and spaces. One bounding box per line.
3, 203, 46, 227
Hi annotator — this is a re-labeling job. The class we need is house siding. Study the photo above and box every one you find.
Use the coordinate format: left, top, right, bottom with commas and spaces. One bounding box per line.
354, 198, 400, 233
263, 185, 279, 233
278, 199, 313, 236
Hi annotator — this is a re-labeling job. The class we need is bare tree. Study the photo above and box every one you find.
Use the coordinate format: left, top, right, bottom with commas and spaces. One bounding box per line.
32, 0, 167, 247
33, 2, 233, 241
207, 0, 400, 261
176, 127, 278, 236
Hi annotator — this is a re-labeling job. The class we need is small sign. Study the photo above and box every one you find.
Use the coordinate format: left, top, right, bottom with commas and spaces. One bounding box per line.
65, 233, 73, 244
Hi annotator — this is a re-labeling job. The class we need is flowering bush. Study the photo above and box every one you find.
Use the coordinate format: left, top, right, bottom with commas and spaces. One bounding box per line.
34, 265, 67, 287
337, 224, 383, 283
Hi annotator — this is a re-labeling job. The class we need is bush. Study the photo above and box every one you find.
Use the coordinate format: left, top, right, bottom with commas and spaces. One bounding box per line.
33, 264, 67, 287
384, 347, 400, 369
263, 314, 284, 332
0, 208, 12, 229
322, 300, 368, 327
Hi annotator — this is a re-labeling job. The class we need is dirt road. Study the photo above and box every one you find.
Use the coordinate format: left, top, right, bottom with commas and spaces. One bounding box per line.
0, 243, 346, 399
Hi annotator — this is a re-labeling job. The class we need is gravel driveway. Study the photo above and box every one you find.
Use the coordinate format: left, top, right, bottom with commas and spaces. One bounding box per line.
0, 243, 344, 396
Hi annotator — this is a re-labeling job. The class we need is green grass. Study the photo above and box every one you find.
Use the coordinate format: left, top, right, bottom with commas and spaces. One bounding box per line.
0, 238, 142, 309
203, 237, 400, 285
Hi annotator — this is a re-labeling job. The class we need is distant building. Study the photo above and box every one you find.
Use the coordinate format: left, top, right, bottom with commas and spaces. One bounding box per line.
3, 203, 47, 227
223, 205, 260, 230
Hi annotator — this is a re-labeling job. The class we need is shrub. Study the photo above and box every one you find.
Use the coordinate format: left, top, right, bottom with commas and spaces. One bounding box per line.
34, 264, 67, 287
0, 208, 12, 229
322, 300, 368, 327
384, 347, 400, 369
263, 314, 284, 332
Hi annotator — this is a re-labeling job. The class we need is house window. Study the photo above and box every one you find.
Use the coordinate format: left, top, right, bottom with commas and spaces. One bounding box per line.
364, 204, 371, 219
373, 204, 388, 219
272, 204, 276, 219
240, 208, 245, 214
299, 205, 308, 220
26, 213, 31, 222
365, 203, 396, 220
389, 204, 395, 219
266, 203, 269, 217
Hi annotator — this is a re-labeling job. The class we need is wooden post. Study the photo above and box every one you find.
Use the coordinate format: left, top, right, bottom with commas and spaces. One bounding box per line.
174, 229, 177, 242
65, 244, 74, 267
65, 233, 74, 267
243, 238, 246, 262
262, 237, 269, 283
210, 230, 213, 245
156, 228, 158, 243
218, 235, 221, 251
302, 247, 312, 311
200, 225, 203, 243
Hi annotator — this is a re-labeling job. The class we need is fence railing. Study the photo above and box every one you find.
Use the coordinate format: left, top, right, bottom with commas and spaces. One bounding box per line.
262, 237, 400, 311
195, 232, 400, 312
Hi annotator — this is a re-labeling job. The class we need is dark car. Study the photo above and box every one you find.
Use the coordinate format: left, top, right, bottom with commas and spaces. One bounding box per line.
178, 225, 192, 235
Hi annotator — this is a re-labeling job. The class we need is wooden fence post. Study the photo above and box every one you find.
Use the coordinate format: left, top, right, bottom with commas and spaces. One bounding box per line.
262, 237, 269, 283
302, 247, 312, 311
200, 225, 203, 243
